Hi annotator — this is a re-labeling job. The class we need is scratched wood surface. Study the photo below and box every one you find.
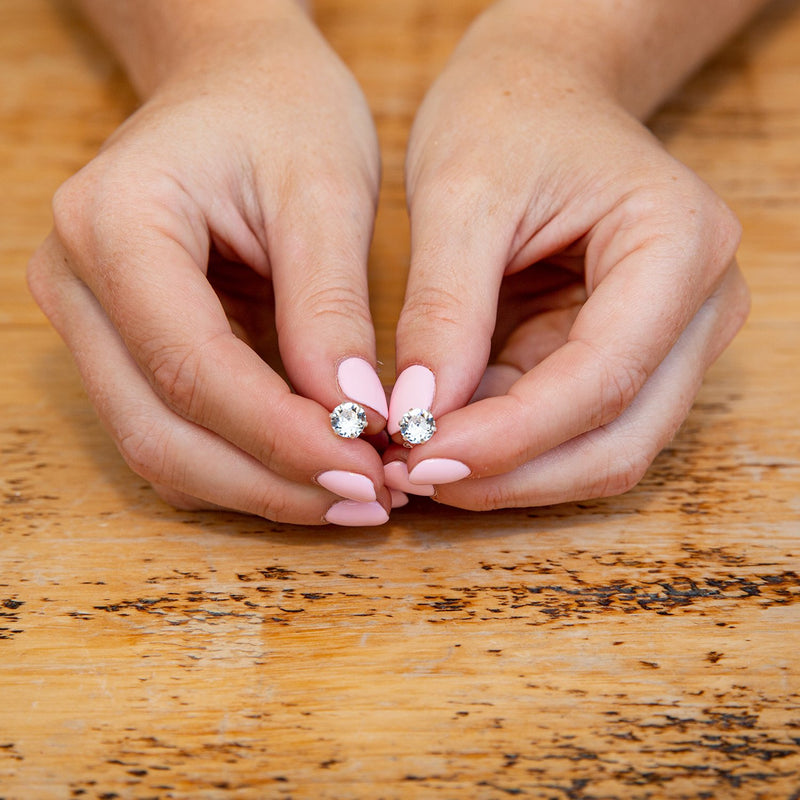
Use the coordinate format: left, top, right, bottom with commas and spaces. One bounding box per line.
1, 1, 799, 798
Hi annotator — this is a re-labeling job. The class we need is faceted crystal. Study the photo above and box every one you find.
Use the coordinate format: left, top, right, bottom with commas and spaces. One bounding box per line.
399, 408, 436, 445
330, 402, 367, 438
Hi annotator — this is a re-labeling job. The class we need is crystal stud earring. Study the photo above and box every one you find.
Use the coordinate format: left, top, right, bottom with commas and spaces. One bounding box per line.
398, 407, 436, 445
330, 401, 368, 439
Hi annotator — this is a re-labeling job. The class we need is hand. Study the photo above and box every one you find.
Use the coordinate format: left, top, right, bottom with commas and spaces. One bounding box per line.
385, 3, 750, 509
28, 2, 392, 525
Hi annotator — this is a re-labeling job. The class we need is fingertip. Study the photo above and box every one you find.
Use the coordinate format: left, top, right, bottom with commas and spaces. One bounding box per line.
384, 460, 435, 496
338, 356, 388, 419
387, 364, 435, 435
408, 458, 471, 485
324, 500, 390, 527
317, 470, 377, 502
390, 489, 409, 508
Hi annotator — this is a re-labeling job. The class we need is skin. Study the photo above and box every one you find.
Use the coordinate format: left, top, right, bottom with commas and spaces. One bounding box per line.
28, 0, 390, 523
391, 0, 765, 509
28, 0, 767, 522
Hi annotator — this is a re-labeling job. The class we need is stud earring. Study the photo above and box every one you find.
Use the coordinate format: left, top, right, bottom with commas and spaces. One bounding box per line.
330, 401, 368, 439
398, 407, 436, 445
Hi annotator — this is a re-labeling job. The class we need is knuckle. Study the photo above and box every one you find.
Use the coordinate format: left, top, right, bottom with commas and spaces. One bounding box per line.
409, 153, 511, 238
301, 282, 373, 330
252, 487, 294, 524
249, 395, 304, 477
52, 160, 184, 257
626, 181, 743, 281
399, 283, 469, 333
250, 420, 282, 475
117, 417, 174, 486
472, 482, 516, 512
26, 236, 82, 324
144, 340, 206, 419
276, 161, 377, 230
151, 484, 206, 511
438, 166, 494, 206
593, 445, 653, 498
576, 340, 649, 428
413, 155, 496, 209
318, 169, 376, 214
708, 200, 743, 268
726, 271, 751, 331
677, 186, 743, 280
51, 174, 93, 251
26, 246, 58, 315
440, 478, 516, 512
598, 355, 647, 424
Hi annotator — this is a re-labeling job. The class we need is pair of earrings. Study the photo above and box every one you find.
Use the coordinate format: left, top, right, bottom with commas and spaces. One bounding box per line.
330, 401, 436, 446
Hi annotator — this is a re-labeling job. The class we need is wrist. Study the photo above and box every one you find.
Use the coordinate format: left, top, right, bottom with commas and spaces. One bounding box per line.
472, 0, 767, 119
76, 0, 312, 98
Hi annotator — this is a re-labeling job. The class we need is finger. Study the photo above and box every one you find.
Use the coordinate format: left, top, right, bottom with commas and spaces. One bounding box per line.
470, 304, 581, 402
388, 179, 512, 436
431, 263, 750, 509
389, 490, 410, 509
28, 234, 391, 522
382, 446, 435, 497
263, 146, 388, 431
50, 178, 386, 489
149, 483, 227, 512
405, 201, 742, 481
470, 365, 522, 403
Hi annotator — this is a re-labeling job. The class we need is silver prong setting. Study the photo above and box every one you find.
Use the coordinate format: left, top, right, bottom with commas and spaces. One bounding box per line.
398, 408, 436, 445
331, 402, 368, 439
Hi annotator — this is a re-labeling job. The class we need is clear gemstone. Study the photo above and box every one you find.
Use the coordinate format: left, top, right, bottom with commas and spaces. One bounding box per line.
399, 408, 436, 445
330, 402, 367, 438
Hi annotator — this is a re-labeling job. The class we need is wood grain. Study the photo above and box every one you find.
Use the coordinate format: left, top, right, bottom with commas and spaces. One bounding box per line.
1, 0, 799, 798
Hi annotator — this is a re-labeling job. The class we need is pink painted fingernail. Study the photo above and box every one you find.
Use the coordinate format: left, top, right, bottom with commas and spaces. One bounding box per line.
408, 458, 471, 485
388, 365, 435, 435
383, 461, 435, 496
338, 357, 388, 418
317, 470, 377, 502
325, 500, 390, 527
390, 489, 409, 508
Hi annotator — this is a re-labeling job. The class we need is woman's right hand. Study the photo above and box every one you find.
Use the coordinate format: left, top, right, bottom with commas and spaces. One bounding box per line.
28, 0, 392, 525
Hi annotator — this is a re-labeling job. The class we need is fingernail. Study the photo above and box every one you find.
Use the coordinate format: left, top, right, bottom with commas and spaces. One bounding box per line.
408, 458, 471, 485
338, 357, 388, 418
325, 500, 390, 526
383, 461, 435, 496
317, 470, 377, 502
390, 489, 409, 508
388, 365, 435, 435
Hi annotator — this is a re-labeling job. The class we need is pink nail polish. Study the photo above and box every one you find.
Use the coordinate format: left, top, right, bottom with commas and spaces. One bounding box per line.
338, 357, 388, 418
325, 500, 390, 526
383, 461, 435, 496
388, 365, 435, 435
317, 470, 377, 502
408, 458, 470, 485
390, 489, 409, 508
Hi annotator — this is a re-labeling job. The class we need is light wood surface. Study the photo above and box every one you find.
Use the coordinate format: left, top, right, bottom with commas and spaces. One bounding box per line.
2, 1, 799, 797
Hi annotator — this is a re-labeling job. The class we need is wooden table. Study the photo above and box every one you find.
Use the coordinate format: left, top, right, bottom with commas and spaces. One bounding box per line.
2, 1, 799, 797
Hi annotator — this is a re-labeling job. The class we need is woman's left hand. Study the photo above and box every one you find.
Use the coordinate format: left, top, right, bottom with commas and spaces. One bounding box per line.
384, 2, 750, 509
